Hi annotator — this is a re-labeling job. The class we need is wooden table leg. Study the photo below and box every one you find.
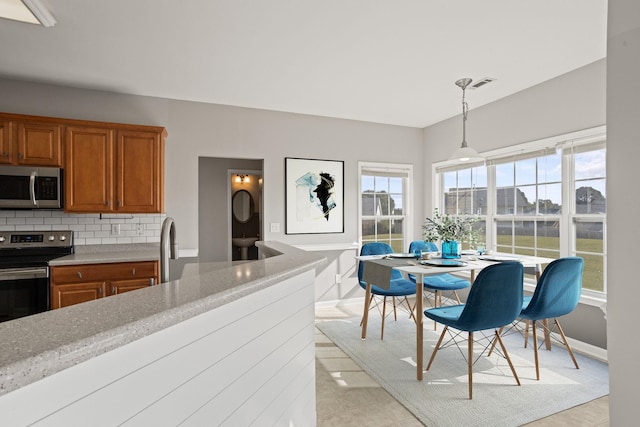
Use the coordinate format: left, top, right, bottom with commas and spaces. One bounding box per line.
361, 282, 372, 340
416, 274, 424, 380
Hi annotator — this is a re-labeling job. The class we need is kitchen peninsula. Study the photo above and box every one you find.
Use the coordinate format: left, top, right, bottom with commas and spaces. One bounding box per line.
0, 241, 324, 426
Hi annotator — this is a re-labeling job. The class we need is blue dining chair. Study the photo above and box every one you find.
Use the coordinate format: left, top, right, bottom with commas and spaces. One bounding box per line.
424, 261, 524, 399
408, 240, 470, 328
358, 242, 417, 340
519, 256, 584, 380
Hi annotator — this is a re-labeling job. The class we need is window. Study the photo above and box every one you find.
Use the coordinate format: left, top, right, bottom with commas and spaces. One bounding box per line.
433, 127, 607, 296
359, 162, 412, 253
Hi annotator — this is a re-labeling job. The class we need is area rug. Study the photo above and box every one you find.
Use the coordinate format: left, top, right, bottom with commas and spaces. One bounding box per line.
316, 315, 609, 427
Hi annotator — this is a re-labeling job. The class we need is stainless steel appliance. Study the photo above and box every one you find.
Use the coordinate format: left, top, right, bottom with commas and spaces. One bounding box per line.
0, 230, 73, 322
0, 166, 63, 209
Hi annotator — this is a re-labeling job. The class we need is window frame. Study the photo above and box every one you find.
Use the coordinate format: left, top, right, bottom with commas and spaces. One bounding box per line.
432, 126, 607, 305
358, 162, 413, 253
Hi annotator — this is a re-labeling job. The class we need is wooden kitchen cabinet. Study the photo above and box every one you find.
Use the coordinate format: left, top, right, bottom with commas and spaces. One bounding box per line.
65, 126, 164, 213
0, 117, 63, 166
0, 112, 166, 213
50, 261, 159, 309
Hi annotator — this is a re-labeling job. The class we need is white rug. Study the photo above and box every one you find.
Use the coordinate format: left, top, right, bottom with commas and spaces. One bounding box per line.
316, 314, 609, 427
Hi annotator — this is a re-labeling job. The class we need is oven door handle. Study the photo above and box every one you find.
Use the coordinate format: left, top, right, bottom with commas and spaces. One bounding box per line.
0, 267, 49, 281
30, 171, 37, 206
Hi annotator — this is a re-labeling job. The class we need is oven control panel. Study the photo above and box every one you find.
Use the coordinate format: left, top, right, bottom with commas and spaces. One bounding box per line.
0, 231, 73, 248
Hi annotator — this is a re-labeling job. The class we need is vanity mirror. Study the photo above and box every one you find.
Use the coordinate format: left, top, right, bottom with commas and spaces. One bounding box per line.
232, 189, 254, 223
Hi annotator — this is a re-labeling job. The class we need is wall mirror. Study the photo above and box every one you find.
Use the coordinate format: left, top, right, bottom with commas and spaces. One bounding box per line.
232, 190, 254, 223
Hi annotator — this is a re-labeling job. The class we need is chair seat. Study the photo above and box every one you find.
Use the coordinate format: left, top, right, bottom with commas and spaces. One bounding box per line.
361, 278, 417, 297
423, 304, 465, 327
409, 272, 470, 291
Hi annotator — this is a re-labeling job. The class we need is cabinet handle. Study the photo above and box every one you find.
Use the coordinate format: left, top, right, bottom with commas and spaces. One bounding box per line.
17, 153, 23, 160
105, 200, 109, 206
77, 271, 83, 279
132, 268, 136, 276
149, 278, 155, 286
111, 286, 115, 294
118, 200, 122, 207
98, 288, 102, 295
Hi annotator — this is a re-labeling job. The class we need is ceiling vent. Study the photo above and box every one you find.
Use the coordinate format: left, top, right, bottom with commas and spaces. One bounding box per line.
469, 77, 496, 90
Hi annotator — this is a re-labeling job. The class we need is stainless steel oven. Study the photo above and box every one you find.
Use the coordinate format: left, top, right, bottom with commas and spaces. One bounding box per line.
0, 231, 73, 322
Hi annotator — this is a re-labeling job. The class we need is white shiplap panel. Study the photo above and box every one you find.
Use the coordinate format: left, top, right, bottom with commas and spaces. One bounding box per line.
0, 269, 317, 427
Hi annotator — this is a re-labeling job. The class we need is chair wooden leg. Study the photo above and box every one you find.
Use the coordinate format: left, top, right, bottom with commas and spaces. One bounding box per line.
555, 319, 580, 369
524, 320, 530, 348
432, 291, 441, 330
494, 330, 521, 387
453, 290, 461, 304
381, 297, 387, 340
532, 320, 540, 380
427, 326, 448, 371
405, 297, 417, 323
487, 326, 504, 356
392, 297, 398, 321
468, 331, 474, 400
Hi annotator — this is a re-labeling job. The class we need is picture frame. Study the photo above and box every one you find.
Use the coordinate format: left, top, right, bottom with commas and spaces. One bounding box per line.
285, 157, 344, 234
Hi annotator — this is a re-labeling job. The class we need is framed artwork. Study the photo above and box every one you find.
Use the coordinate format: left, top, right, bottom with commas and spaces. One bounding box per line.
285, 157, 344, 234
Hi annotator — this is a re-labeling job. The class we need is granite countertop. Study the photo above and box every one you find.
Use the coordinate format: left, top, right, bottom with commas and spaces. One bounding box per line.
0, 241, 325, 396
49, 243, 160, 266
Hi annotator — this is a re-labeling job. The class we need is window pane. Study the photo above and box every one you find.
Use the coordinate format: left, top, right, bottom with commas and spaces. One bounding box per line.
580, 254, 604, 292
472, 188, 487, 215
575, 149, 606, 180
362, 219, 376, 241
538, 152, 562, 183
517, 186, 536, 214
496, 163, 513, 187
389, 177, 402, 193
536, 220, 560, 251
576, 179, 606, 214
458, 168, 471, 189
361, 175, 374, 192
515, 158, 536, 185
362, 192, 375, 215
514, 220, 534, 248
496, 220, 513, 251
374, 176, 389, 192
538, 183, 562, 214
443, 171, 456, 193
496, 187, 514, 214
473, 165, 487, 188
392, 194, 403, 215
576, 221, 604, 253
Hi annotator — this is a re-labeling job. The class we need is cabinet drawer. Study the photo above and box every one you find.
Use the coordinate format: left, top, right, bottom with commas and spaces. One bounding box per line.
51, 261, 157, 283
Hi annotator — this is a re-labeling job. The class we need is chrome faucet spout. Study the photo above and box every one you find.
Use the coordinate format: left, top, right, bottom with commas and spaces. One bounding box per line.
160, 217, 178, 283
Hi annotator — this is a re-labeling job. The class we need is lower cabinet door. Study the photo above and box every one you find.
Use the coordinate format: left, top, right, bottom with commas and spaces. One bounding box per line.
111, 277, 154, 295
51, 281, 107, 309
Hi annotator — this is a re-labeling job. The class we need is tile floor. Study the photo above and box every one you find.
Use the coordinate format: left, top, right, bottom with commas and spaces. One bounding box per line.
315, 303, 609, 427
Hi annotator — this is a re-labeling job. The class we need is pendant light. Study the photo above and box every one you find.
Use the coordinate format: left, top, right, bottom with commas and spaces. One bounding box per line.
449, 78, 483, 162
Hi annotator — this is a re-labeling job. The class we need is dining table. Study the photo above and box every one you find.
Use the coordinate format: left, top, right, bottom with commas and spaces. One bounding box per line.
358, 252, 556, 381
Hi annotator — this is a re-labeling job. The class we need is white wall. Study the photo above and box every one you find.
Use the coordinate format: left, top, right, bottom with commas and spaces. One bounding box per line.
0, 80, 424, 256
606, 0, 639, 424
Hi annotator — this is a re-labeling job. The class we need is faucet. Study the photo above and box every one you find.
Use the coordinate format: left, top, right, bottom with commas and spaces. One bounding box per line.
160, 217, 179, 283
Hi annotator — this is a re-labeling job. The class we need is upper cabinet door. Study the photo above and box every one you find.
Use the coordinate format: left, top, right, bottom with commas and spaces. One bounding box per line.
115, 130, 164, 213
17, 122, 63, 166
65, 126, 114, 212
0, 120, 12, 165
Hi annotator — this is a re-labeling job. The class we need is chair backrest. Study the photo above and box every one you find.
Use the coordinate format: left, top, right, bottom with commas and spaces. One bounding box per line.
455, 262, 524, 331
358, 242, 403, 283
408, 240, 438, 253
521, 257, 584, 319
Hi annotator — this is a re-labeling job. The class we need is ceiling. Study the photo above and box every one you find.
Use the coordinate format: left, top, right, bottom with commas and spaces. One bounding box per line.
0, 0, 607, 128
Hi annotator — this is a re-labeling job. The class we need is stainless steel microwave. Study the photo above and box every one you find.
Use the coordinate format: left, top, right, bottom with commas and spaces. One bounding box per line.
0, 166, 63, 209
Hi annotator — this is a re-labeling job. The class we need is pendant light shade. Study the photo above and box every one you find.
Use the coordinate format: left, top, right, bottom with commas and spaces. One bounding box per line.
449, 78, 484, 163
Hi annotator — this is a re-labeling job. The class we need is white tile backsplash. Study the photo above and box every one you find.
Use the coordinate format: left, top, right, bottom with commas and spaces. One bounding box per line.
0, 211, 165, 246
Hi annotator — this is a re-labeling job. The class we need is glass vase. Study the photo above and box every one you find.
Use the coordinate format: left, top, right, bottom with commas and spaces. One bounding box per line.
441, 240, 461, 259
